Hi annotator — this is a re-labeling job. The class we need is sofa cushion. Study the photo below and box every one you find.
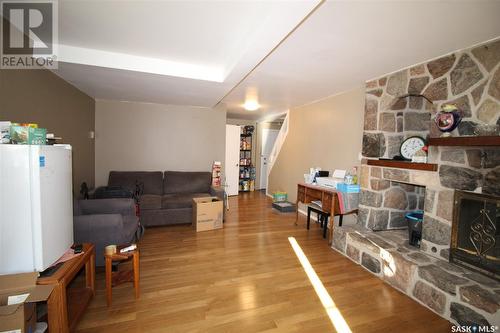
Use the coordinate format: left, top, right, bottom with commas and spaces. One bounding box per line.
140, 194, 162, 210
161, 193, 211, 209
163, 171, 212, 194
108, 171, 163, 195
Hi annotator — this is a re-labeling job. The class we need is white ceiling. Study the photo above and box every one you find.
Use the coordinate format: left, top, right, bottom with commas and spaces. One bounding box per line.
53, 0, 320, 106
51, 1, 500, 119
223, 1, 500, 120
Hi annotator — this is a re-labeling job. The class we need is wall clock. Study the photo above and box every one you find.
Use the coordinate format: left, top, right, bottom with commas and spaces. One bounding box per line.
400, 136, 426, 160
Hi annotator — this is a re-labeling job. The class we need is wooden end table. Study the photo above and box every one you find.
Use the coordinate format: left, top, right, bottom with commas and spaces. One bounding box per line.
105, 245, 140, 306
37, 243, 95, 333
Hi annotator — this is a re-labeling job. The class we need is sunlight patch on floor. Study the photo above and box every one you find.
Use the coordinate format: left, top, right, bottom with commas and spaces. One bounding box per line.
288, 237, 352, 333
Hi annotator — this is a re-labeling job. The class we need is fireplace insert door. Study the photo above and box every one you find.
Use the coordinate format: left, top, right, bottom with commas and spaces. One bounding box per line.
450, 190, 500, 281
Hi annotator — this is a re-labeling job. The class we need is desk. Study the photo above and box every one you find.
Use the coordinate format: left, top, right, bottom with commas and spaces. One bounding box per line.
296, 183, 342, 244
37, 243, 95, 333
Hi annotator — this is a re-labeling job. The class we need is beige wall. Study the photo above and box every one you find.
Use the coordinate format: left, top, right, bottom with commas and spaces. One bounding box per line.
268, 87, 365, 203
0, 69, 95, 194
95, 100, 226, 186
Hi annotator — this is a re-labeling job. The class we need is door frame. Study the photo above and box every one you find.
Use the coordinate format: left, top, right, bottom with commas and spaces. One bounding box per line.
225, 124, 240, 196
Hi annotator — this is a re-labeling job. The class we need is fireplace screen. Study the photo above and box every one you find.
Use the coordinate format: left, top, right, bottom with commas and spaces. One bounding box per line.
450, 190, 500, 281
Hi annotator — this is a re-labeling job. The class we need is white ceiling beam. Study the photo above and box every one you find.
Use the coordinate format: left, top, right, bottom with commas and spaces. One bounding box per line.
57, 44, 226, 82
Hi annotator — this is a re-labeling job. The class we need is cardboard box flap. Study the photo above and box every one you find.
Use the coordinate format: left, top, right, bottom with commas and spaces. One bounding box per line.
0, 272, 38, 294
0, 303, 22, 316
193, 197, 220, 204
0, 272, 53, 311
26, 284, 53, 303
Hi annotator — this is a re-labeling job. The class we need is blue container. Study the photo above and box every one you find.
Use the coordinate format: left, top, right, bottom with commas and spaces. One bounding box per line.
406, 211, 424, 247
336, 183, 360, 193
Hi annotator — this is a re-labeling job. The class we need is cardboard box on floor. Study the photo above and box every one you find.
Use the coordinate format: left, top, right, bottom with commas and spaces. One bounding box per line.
0, 272, 54, 333
192, 197, 223, 232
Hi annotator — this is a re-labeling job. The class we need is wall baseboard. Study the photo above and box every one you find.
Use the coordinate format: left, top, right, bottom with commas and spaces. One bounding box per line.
297, 208, 319, 222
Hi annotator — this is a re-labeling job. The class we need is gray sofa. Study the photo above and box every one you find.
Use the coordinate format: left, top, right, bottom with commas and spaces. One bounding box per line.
108, 171, 224, 227
73, 198, 140, 266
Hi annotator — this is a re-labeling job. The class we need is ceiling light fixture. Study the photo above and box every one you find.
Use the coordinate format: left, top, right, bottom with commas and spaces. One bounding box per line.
243, 100, 260, 111
244, 87, 260, 111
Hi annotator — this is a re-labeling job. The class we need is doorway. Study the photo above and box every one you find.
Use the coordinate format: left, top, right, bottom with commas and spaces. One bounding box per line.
259, 128, 279, 190
225, 124, 240, 196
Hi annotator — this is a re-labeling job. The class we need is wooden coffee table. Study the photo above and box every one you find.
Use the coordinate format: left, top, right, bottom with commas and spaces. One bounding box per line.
105, 245, 140, 306
37, 243, 95, 333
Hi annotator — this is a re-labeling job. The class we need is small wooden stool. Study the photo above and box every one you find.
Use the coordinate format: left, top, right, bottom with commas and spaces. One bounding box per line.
307, 204, 331, 238
105, 245, 140, 306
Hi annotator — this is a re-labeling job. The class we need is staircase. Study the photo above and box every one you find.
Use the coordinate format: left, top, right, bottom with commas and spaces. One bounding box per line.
265, 111, 289, 196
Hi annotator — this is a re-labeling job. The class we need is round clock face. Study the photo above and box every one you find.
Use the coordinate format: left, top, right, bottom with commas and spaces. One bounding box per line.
400, 136, 425, 160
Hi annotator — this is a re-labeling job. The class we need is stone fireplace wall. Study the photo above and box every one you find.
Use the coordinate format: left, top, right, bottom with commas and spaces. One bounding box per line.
364, 93, 433, 159
359, 38, 500, 259
362, 38, 500, 158
360, 176, 425, 230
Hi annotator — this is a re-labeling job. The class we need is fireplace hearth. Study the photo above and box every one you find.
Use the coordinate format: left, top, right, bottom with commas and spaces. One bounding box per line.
451, 190, 500, 281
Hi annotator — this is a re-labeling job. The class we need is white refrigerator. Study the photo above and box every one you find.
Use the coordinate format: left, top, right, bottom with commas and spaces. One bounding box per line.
0, 144, 74, 274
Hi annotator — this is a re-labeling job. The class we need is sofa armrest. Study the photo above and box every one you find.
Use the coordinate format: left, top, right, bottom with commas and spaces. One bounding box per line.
210, 186, 226, 220
78, 198, 136, 216
209, 186, 225, 200
73, 214, 126, 244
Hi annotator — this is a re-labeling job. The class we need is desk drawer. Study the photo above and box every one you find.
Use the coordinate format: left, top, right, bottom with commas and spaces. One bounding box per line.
306, 188, 322, 200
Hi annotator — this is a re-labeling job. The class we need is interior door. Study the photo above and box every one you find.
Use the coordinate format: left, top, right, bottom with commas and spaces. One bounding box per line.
259, 128, 279, 189
225, 125, 240, 196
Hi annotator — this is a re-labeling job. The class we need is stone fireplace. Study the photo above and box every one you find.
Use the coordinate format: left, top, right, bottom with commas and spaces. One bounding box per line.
332, 38, 500, 326
359, 37, 500, 259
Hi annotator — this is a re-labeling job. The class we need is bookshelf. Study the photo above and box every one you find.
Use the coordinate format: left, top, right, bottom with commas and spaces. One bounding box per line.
239, 128, 255, 192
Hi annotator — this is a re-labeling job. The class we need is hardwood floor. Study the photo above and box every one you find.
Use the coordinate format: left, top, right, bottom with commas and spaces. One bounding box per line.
75, 191, 451, 333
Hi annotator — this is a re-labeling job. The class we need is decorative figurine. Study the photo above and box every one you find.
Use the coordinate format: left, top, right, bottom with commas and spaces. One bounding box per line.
435, 104, 462, 137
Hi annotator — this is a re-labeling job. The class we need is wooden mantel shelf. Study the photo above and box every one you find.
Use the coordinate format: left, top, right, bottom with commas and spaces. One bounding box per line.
428, 136, 500, 146
367, 159, 438, 171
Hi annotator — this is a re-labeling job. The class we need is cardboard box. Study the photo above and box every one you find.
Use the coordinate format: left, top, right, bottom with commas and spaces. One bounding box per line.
10, 126, 46, 145
192, 197, 223, 232
0, 272, 54, 333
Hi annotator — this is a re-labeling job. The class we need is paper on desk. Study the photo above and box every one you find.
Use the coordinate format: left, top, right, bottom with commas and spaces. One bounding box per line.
332, 169, 346, 179
7, 293, 30, 305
